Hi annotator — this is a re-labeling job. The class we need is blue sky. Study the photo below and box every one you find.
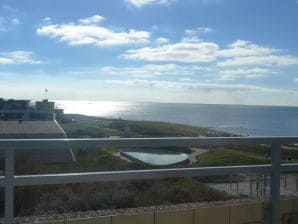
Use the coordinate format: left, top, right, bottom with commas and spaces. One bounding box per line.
1, 0, 298, 105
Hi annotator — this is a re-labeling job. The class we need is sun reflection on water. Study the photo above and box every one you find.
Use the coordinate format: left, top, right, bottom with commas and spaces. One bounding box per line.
55, 100, 135, 118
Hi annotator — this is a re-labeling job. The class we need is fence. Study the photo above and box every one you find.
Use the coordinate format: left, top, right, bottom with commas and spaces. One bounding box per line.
1, 137, 298, 224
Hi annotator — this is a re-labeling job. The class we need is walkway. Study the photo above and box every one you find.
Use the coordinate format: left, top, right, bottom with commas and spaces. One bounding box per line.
188, 148, 208, 164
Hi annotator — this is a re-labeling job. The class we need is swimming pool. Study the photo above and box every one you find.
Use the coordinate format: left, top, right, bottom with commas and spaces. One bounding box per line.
120, 149, 189, 166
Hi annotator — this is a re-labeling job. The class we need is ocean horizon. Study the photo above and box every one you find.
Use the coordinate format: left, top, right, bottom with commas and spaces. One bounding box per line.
55, 100, 298, 137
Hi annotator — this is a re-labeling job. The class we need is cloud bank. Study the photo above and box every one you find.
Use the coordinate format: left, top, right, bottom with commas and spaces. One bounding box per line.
37, 15, 150, 47
0, 51, 42, 65
126, 0, 174, 8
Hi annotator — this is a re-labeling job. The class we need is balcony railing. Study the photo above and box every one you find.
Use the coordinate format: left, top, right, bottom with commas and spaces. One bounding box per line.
1, 137, 298, 224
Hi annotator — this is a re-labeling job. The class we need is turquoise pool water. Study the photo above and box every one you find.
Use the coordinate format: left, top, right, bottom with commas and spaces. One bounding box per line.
121, 150, 189, 166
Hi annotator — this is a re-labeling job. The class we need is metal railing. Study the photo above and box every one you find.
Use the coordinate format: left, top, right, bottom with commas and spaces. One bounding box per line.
1, 137, 298, 224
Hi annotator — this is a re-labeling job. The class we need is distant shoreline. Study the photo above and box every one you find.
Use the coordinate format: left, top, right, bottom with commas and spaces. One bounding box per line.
57, 101, 298, 136
62, 113, 236, 138
55, 99, 298, 109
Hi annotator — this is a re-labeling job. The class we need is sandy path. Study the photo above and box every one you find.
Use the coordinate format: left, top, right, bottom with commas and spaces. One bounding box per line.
188, 148, 208, 164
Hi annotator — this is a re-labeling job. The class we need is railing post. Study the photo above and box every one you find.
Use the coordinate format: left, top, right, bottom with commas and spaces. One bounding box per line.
4, 148, 15, 224
269, 144, 281, 224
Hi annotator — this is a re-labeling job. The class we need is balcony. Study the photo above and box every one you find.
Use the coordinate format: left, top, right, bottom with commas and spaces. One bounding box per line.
1, 136, 298, 224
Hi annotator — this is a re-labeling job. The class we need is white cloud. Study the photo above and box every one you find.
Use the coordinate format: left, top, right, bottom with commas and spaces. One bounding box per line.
126, 0, 174, 7
11, 18, 20, 25
216, 40, 298, 67
217, 40, 278, 58
36, 15, 151, 47
42, 17, 52, 24
0, 16, 21, 32
218, 55, 298, 67
1, 69, 297, 105
179, 77, 194, 82
0, 58, 13, 64
185, 27, 214, 35
0, 51, 42, 65
105, 79, 296, 95
78, 15, 105, 25
1, 4, 19, 13
151, 25, 159, 30
122, 38, 219, 63
101, 64, 210, 78
123, 37, 298, 72
156, 37, 169, 45
218, 68, 279, 80
102, 78, 298, 105
0, 5, 21, 29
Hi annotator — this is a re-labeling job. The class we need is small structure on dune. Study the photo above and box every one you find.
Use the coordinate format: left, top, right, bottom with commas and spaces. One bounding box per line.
0, 98, 75, 166
0, 120, 75, 164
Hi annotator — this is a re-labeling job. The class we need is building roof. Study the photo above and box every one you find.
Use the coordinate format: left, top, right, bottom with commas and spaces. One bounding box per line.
0, 120, 65, 138
0, 121, 75, 163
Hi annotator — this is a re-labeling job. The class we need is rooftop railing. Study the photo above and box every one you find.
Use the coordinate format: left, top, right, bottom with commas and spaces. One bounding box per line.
1, 137, 298, 224
0, 109, 55, 121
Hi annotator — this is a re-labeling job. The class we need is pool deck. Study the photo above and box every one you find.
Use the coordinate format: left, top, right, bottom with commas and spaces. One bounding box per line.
188, 148, 208, 164
114, 148, 208, 165
113, 152, 133, 163
119, 150, 190, 166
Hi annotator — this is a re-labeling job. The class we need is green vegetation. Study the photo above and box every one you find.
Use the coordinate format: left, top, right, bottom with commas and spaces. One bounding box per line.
73, 148, 152, 172
281, 147, 298, 162
13, 149, 234, 217
229, 145, 298, 162
196, 148, 269, 166
133, 178, 232, 207
193, 148, 270, 183
16, 114, 298, 217
108, 120, 207, 137
61, 114, 232, 138
61, 123, 120, 138
15, 178, 233, 216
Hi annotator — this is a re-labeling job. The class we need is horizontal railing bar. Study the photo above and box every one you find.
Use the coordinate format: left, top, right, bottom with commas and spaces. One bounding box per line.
281, 163, 298, 172
1, 136, 298, 150
0, 163, 298, 186
0, 138, 297, 224
0, 163, 296, 187
0, 165, 271, 187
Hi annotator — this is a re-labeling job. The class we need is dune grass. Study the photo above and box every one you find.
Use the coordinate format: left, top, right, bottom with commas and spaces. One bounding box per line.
196, 148, 269, 166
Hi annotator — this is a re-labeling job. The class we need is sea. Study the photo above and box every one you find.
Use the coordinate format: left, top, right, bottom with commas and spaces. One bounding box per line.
55, 101, 298, 137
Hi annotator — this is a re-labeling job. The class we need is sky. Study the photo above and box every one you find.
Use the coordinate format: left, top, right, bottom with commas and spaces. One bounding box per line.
1, 0, 298, 106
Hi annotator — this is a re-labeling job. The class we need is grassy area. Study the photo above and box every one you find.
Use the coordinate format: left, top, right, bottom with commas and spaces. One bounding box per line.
228, 145, 298, 162
61, 115, 216, 154
133, 178, 233, 207
12, 115, 275, 216
15, 177, 234, 216
61, 114, 232, 138
196, 148, 269, 166
13, 149, 234, 217
107, 120, 208, 137
73, 148, 152, 172
61, 122, 121, 138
